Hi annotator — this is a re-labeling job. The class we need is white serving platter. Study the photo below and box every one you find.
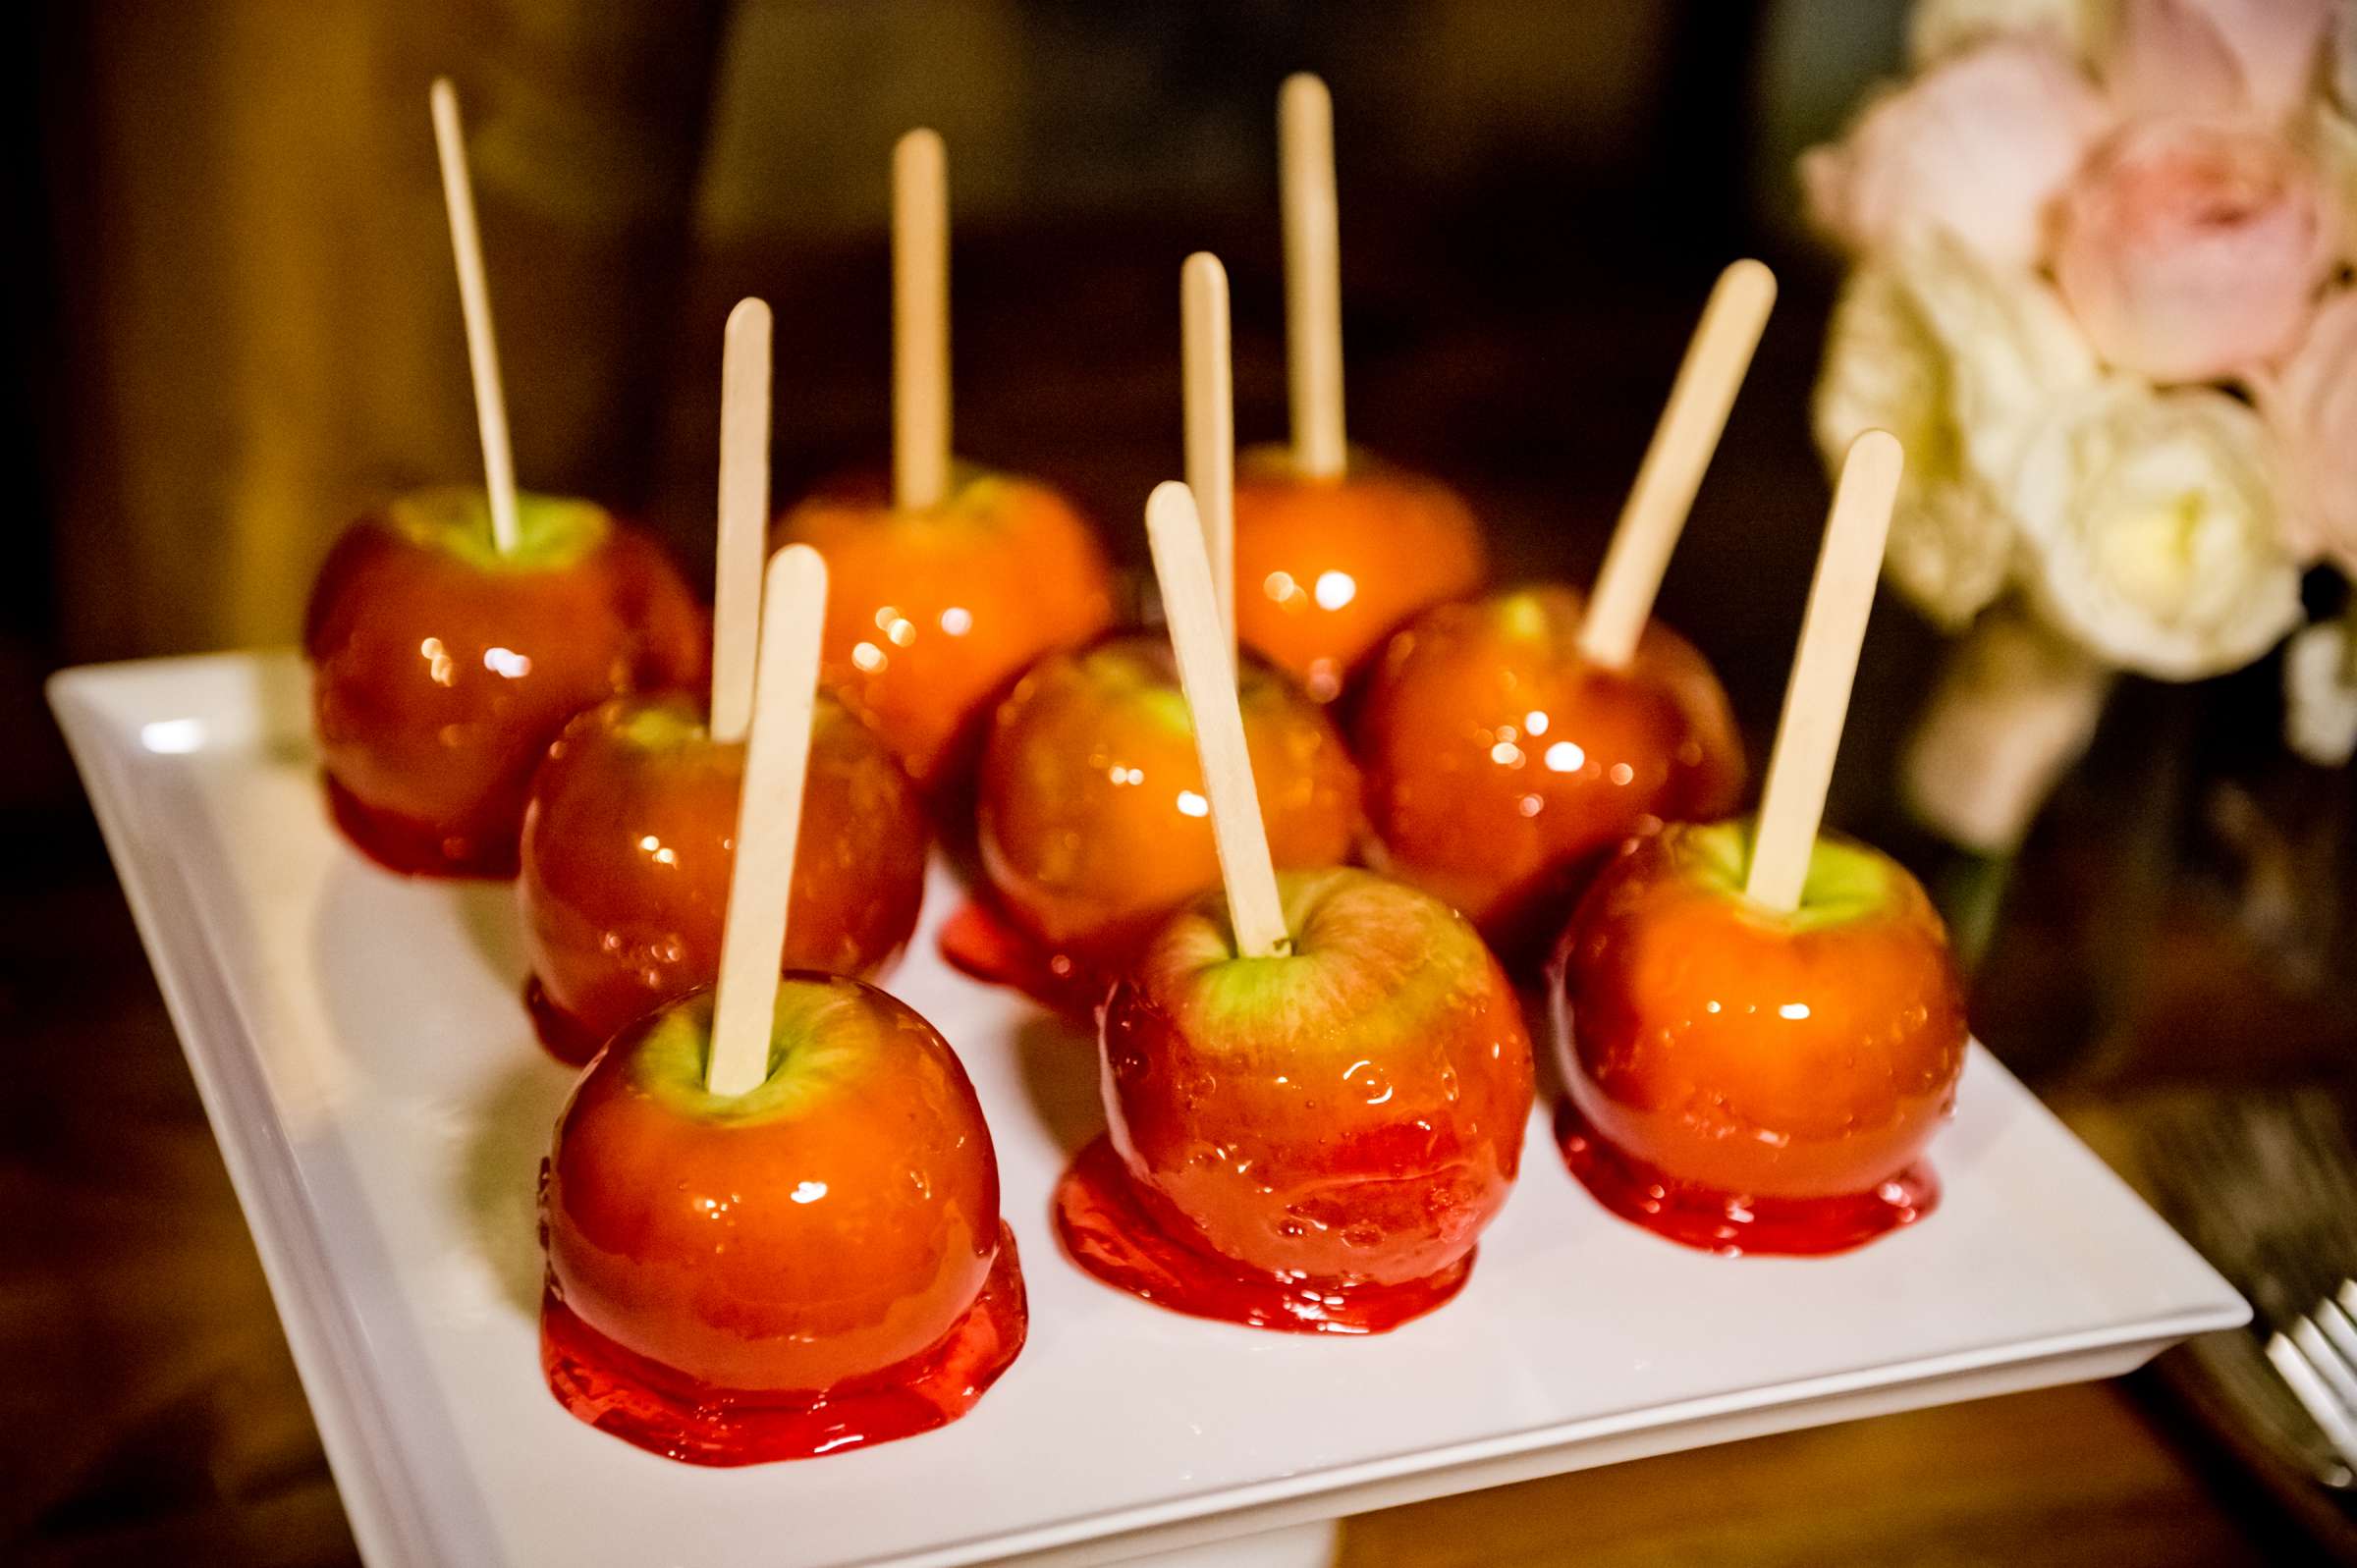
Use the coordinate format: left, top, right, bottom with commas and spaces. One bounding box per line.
53, 649, 2247, 1568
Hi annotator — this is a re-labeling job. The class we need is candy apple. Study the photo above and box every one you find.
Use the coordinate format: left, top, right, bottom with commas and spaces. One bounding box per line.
1058, 866, 1534, 1332
964, 633, 1362, 1007
1355, 584, 1742, 963
1230, 445, 1485, 702
1550, 819, 1970, 1256
305, 488, 704, 878
774, 469, 1116, 791
518, 692, 928, 1062
539, 977, 1025, 1463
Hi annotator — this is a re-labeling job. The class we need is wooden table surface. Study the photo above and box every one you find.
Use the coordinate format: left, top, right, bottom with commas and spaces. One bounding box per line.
0, 812, 2336, 1568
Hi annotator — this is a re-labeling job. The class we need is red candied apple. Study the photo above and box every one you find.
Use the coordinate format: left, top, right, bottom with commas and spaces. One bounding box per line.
1355, 584, 1742, 963
540, 976, 1025, 1464
305, 488, 705, 878
775, 469, 1116, 791
1058, 866, 1534, 1332
518, 692, 928, 1063
1231, 445, 1485, 702
1551, 819, 1969, 1256
966, 634, 1362, 1003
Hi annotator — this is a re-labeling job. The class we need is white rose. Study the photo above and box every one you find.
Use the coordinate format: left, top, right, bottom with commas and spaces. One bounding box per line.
1813, 231, 2099, 627
2008, 382, 2303, 678
1910, 0, 2108, 64
1903, 605, 2115, 850
2283, 618, 2357, 766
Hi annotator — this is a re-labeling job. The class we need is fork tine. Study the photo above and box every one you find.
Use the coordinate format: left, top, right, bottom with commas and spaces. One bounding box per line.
2319, 1293, 2357, 1372
2292, 1315, 2357, 1413
2268, 1328, 2357, 1471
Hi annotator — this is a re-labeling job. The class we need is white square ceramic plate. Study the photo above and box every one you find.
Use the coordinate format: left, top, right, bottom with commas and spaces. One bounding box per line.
52, 650, 2247, 1568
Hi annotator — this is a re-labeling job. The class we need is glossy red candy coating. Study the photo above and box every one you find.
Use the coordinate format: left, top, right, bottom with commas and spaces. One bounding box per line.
1231, 446, 1486, 702
971, 633, 1362, 997
1064, 868, 1534, 1330
1355, 585, 1742, 961
305, 490, 705, 878
540, 979, 1022, 1460
775, 470, 1117, 791
1549, 821, 1969, 1256
1053, 1137, 1474, 1333
518, 693, 928, 1061
540, 1229, 1026, 1466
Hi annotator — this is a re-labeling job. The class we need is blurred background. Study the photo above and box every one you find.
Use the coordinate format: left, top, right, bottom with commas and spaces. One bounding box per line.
6, 1, 2354, 1563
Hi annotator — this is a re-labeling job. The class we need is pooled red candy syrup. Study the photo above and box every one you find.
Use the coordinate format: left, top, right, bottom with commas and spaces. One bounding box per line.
539, 979, 1026, 1463
517, 692, 927, 1064
936, 897, 1114, 1025
1551, 1102, 1939, 1257
1549, 821, 1969, 1258
539, 1233, 1026, 1465
305, 489, 705, 879
1055, 868, 1534, 1334
1053, 1139, 1471, 1332
946, 634, 1363, 1024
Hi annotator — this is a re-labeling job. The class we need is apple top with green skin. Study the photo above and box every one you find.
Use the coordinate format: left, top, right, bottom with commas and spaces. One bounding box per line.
1232, 444, 1487, 703
518, 690, 929, 1060
305, 487, 706, 877
1355, 584, 1743, 962
541, 977, 1003, 1395
774, 468, 1117, 791
1101, 867, 1534, 1287
1552, 819, 1969, 1202
976, 632, 1363, 963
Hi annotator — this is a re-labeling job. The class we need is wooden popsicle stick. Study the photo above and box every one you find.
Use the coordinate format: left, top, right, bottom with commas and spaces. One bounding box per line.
1144, 482, 1291, 959
1577, 259, 1778, 670
1279, 74, 1346, 480
710, 297, 773, 745
1744, 430, 1904, 913
893, 128, 951, 513
706, 545, 830, 1098
1182, 252, 1237, 653
428, 79, 521, 556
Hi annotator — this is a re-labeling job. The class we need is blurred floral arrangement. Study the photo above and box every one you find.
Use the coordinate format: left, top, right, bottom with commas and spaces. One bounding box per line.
1804, 0, 2357, 854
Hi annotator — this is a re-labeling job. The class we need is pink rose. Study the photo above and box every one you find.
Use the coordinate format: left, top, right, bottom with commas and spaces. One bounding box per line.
1803, 37, 2111, 268
2053, 119, 2334, 380
2107, 0, 2334, 122
2264, 287, 2357, 569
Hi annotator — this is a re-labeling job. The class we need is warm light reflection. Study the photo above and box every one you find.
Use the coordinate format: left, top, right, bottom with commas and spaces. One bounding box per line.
1313, 570, 1357, 611
419, 636, 455, 686
1176, 789, 1210, 818
1544, 741, 1585, 773
939, 606, 973, 636
139, 718, 207, 754
850, 641, 887, 673
483, 646, 531, 678
1779, 1002, 1812, 1020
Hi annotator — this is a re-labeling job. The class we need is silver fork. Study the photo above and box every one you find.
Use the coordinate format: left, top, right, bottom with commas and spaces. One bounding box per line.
2144, 1090, 2357, 1490
2269, 1289, 2357, 1479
